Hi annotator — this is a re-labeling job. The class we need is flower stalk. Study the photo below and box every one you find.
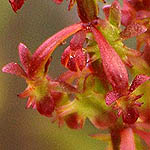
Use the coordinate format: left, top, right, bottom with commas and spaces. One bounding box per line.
3, 0, 150, 149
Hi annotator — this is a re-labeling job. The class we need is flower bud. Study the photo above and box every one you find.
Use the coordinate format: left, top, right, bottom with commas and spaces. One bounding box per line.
76, 0, 99, 23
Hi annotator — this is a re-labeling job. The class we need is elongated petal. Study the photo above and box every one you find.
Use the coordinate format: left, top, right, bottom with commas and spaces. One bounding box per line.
121, 0, 135, 26
120, 128, 136, 150
61, 46, 71, 68
2, 62, 26, 78
91, 27, 129, 93
9, 0, 25, 12
103, 5, 111, 20
17, 87, 31, 98
105, 90, 121, 105
29, 23, 82, 78
25, 97, 36, 109
120, 22, 147, 40
129, 74, 150, 93
109, 0, 121, 27
121, 9, 134, 26
70, 30, 86, 51
18, 43, 32, 73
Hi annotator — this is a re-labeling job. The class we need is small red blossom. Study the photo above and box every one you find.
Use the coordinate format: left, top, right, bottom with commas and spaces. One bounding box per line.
61, 30, 87, 72
2, 43, 56, 117
2, 23, 82, 116
106, 74, 150, 124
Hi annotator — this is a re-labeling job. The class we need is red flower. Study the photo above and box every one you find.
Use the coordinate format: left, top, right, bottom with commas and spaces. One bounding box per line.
2, 23, 82, 116
90, 26, 150, 124
105, 74, 150, 124
61, 30, 87, 72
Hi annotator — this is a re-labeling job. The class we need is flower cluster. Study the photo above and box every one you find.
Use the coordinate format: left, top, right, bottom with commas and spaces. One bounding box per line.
3, 0, 150, 149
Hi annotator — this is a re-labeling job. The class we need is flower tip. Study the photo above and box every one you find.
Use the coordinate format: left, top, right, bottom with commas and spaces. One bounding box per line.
18, 43, 27, 51
9, 0, 25, 12
1, 62, 26, 77
2, 65, 7, 73
53, 0, 63, 4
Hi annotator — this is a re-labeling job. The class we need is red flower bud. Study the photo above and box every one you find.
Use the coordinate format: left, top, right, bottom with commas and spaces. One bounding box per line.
65, 113, 84, 129
36, 96, 55, 117
122, 107, 139, 124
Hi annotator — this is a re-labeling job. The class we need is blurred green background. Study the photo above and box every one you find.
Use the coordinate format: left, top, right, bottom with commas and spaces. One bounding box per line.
0, 0, 110, 150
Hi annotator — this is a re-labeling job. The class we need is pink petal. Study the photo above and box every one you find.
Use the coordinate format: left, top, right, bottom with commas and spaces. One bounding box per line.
58, 70, 78, 83
61, 46, 71, 68
61, 46, 86, 72
105, 90, 121, 105
70, 30, 86, 51
120, 22, 147, 39
133, 128, 150, 147
61, 46, 78, 72
75, 49, 86, 71
17, 87, 31, 98
129, 74, 150, 93
103, 5, 111, 20
52, 0, 63, 4
2, 62, 26, 78
18, 43, 32, 73
121, 0, 135, 26
120, 128, 136, 150
29, 23, 82, 78
121, 9, 134, 26
25, 97, 35, 109
9, 0, 25, 12
91, 27, 129, 93
58, 80, 78, 93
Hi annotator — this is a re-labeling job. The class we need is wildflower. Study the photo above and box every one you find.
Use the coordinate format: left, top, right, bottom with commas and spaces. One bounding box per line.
2, 23, 82, 116
61, 30, 87, 72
